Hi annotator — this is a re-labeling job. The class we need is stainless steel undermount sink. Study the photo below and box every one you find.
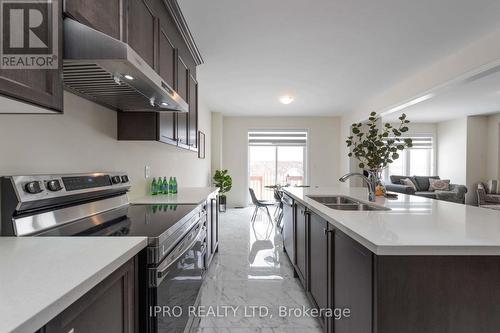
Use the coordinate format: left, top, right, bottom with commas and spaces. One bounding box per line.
307, 195, 391, 211
307, 195, 358, 205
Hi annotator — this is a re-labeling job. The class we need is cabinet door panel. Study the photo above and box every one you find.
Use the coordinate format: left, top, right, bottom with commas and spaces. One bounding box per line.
205, 199, 213, 264
212, 196, 219, 253
188, 74, 198, 149
45, 258, 136, 333
127, 0, 156, 69
65, 0, 122, 39
295, 204, 307, 287
309, 213, 328, 310
176, 56, 189, 147
282, 197, 295, 263
0, 1, 63, 113
157, 113, 176, 144
158, 28, 175, 88
334, 232, 373, 333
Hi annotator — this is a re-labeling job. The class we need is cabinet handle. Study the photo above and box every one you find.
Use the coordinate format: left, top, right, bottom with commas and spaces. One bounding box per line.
304, 210, 311, 216
324, 228, 334, 235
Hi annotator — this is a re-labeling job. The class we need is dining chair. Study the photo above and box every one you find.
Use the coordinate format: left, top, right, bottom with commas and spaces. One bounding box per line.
249, 188, 275, 222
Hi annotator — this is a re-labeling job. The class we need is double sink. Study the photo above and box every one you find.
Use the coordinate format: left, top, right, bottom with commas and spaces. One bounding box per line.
307, 195, 391, 211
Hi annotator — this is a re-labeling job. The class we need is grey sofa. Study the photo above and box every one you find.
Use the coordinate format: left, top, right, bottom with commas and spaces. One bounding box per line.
386, 175, 468, 204
477, 181, 500, 210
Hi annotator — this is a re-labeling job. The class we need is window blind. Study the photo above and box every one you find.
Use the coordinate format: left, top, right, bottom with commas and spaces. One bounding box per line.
383, 136, 433, 149
248, 131, 307, 146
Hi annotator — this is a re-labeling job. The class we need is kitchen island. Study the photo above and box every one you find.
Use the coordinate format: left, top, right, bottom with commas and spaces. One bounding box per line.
282, 186, 500, 333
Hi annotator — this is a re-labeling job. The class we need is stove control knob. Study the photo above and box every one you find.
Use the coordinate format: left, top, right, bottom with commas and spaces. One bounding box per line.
46, 179, 62, 192
112, 176, 121, 184
121, 175, 129, 183
24, 181, 43, 194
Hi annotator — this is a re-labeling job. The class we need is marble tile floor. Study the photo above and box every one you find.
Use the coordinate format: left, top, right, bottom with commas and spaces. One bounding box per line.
194, 207, 323, 333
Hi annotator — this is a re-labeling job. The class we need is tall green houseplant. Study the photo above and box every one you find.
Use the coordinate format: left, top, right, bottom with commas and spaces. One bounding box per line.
346, 112, 413, 190
213, 169, 232, 212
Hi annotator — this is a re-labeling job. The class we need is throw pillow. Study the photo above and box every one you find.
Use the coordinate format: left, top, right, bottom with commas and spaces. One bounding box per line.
414, 176, 440, 192
429, 179, 450, 191
401, 178, 417, 191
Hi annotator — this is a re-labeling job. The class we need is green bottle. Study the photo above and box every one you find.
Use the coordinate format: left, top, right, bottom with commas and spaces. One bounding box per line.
162, 176, 168, 194
158, 177, 164, 194
172, 177, 178, 194
151, 178, 157, 195
168, 177, 174, 194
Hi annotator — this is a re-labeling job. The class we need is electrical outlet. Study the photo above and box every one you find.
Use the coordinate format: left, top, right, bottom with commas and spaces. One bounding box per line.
145, 165, 151, 179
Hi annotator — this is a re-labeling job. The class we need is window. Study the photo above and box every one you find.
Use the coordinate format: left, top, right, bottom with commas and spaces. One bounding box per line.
248, 131, 307, 201
382, 136, 434, 181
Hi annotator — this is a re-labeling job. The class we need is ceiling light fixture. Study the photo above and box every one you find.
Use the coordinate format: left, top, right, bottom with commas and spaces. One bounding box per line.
279, 95, 294, 105
161, 102, 169, 106
124, 74, 134, 80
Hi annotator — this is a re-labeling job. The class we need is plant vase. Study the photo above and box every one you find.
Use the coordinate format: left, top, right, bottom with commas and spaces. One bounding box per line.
367, 170, 386, 196
218, 195, 227, 212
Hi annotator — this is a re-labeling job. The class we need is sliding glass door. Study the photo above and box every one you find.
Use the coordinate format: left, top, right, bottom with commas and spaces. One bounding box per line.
248, 131, 307, 201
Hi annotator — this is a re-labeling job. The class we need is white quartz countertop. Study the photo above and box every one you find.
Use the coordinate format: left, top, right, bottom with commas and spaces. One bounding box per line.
131, 187, 219, 205
0, 237, 147, 333
284, 186, 500, 256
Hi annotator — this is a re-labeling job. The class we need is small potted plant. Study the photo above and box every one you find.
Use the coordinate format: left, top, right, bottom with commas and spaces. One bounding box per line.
346, 112, 413, 195
213, 169, 232, 212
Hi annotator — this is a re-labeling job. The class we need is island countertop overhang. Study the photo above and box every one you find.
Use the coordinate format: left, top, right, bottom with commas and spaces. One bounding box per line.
283, 186, 500, 256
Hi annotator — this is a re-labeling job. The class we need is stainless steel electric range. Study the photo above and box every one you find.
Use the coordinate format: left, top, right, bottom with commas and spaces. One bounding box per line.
0, 172, 207, 333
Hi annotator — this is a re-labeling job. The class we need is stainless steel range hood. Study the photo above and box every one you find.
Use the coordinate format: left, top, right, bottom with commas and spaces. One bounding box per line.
63, 18, 188, 113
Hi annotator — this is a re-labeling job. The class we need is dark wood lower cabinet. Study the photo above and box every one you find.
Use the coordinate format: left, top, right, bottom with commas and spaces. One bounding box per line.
205, 193, 219, 267
287, 202, 500, 333
289, 208, 373, 333
308, 213, 329, 328
282, 194, 295, 263
295, 204, 308, 288
375, 256, 500, 333
43, 258, 137, 333
333, 231, 373, 333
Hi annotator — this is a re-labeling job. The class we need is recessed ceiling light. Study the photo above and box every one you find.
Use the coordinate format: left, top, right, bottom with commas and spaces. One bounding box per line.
161, 102, 169, 106
124, 74, 134, 80
279, 95, 294, 105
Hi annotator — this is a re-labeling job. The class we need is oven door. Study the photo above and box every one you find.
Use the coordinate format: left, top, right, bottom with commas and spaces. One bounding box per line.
148, 221, 206, 333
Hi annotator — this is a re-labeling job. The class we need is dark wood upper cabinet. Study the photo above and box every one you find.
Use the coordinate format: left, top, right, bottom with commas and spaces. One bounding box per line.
188, 73, 198, 150
176, 56, 189, 147
127, 0, 157, 70
0, 1, 63, 113
112, 0, 200, 149
158, 28, 176, 89
157, 113, 177, 144
117, 112, 157, 141
64, 0, 123, 40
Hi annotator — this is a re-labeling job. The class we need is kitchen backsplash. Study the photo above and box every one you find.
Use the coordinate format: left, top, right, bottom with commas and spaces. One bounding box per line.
0, 92, 211, 200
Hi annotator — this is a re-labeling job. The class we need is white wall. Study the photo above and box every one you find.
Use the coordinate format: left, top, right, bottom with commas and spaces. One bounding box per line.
466, 116, 488, 205
219, 116, 341, 207
437, 118, 468, 185
486, 113, 500, 180
0, 92, 212, 200
339, 25, 500, 178
211, 112, 223, 173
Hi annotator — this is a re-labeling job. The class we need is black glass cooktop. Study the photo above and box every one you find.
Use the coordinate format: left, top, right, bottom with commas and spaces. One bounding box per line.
38, 204, 200, 240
